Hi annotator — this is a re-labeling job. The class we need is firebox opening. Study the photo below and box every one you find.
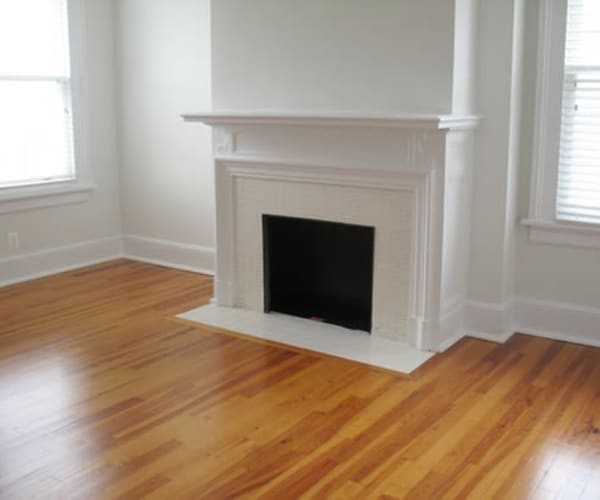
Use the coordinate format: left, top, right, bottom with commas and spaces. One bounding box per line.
262, 214, 375, 332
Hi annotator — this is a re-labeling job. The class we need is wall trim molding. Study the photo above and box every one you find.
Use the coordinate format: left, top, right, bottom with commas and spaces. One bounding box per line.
526, 0, 569, 233
437, 330, 468, 353
123, 235, 215, 276
0, 235, 123, 287
214, 158, 438, 348
464, 300, 515, 343
522, 218, 600, 249
0, 181, 94, 215
182, 110, 481, 131
0, 235, 216, 288
2, 237, 600, 351
514, 297, 600, 348
528, 0, 556, 221
464, 297, 600, 349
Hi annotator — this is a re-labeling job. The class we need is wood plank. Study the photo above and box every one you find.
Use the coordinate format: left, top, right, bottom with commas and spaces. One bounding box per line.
0, 259, 599, 498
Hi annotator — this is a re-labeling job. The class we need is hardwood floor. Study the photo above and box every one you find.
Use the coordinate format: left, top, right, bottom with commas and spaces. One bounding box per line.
1, 260, 599, 499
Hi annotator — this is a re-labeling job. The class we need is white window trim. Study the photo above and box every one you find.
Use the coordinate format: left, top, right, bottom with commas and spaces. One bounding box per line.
0, 0, 94, 214
523, 0, 600, 249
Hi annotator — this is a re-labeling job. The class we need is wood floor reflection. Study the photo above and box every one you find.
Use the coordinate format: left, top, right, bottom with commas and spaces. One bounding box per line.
0, 259, 599, 499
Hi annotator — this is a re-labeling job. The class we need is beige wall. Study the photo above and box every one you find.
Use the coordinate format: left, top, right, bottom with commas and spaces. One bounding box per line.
212, 0, 457, 113
116, 0, 214, 248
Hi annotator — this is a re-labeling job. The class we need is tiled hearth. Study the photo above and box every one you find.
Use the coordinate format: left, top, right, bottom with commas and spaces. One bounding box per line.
179, 305, 434, 373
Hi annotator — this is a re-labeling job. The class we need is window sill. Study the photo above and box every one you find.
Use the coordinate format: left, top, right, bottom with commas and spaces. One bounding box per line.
522, 218, 600, 250
0, 181, 94, 214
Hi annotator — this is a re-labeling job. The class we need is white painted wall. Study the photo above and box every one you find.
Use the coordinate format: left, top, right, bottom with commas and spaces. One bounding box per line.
116, 0, 214, 270
516, 0, 600, 310
468, 0, 524, 308
452, 0, 479, 114
464, 0, 600, 347
0, 0, 121, 259
212, 0, 457, 113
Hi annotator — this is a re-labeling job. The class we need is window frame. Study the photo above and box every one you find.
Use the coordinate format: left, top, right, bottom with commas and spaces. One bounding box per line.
524, 0, 600, 248
0, 0, 93, 215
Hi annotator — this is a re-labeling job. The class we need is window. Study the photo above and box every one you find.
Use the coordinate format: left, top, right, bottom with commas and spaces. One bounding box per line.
526, 0, 600, 247
556, 0, 600, 223
0, 0, 91, 213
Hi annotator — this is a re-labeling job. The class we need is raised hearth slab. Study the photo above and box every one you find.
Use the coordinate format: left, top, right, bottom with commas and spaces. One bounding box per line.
178, 305, 435, 374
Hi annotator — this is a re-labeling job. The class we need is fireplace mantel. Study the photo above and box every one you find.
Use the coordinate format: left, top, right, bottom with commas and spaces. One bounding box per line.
182, 110, 480, 131
185, 109, 479, 352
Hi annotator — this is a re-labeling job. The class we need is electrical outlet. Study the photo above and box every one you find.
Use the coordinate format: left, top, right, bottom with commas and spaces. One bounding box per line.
8, 232, 19, 250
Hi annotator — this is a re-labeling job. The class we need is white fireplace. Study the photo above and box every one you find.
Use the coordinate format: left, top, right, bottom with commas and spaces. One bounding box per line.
183, 112, 478, 353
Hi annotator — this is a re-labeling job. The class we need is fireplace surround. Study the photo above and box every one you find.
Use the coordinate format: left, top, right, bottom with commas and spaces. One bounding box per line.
183, 112, 479, 352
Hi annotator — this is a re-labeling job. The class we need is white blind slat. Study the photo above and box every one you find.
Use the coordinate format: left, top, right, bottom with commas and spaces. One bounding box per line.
0, 0, 74, 189
556, 0, 600, 223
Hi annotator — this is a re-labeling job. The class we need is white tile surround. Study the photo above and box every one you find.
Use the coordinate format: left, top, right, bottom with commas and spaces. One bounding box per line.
235, 178, 413, 340
183, 111, 479, 354
178, 305, 434, 373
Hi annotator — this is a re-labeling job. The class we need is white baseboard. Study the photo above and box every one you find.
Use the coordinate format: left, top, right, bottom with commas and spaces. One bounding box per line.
123, 235, 215, 276
2, 236, 599, 351
464, 297, 600, 348
0, 234, 216, 287
515, 297, 600, 348
0, 235, 123, 287
437, 330, 467, 352
417, 300, 467, 352
464, 300, 515, 343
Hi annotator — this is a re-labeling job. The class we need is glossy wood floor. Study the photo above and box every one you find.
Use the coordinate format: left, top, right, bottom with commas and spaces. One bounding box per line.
1, 260, 599, 499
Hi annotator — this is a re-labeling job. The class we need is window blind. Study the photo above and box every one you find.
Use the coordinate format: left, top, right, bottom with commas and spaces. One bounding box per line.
0, 0, 75, 188
557, 0, 600, 223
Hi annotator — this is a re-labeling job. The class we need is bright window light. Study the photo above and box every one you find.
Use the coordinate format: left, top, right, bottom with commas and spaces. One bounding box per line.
0, 0, 75, 188
557, 0, 600, 224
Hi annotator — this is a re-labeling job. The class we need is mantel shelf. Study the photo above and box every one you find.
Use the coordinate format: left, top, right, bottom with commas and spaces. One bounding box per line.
181, 111, 480, 131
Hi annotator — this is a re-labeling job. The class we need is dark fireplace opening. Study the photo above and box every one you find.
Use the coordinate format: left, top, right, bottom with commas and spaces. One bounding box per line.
262, 215, 375, 332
